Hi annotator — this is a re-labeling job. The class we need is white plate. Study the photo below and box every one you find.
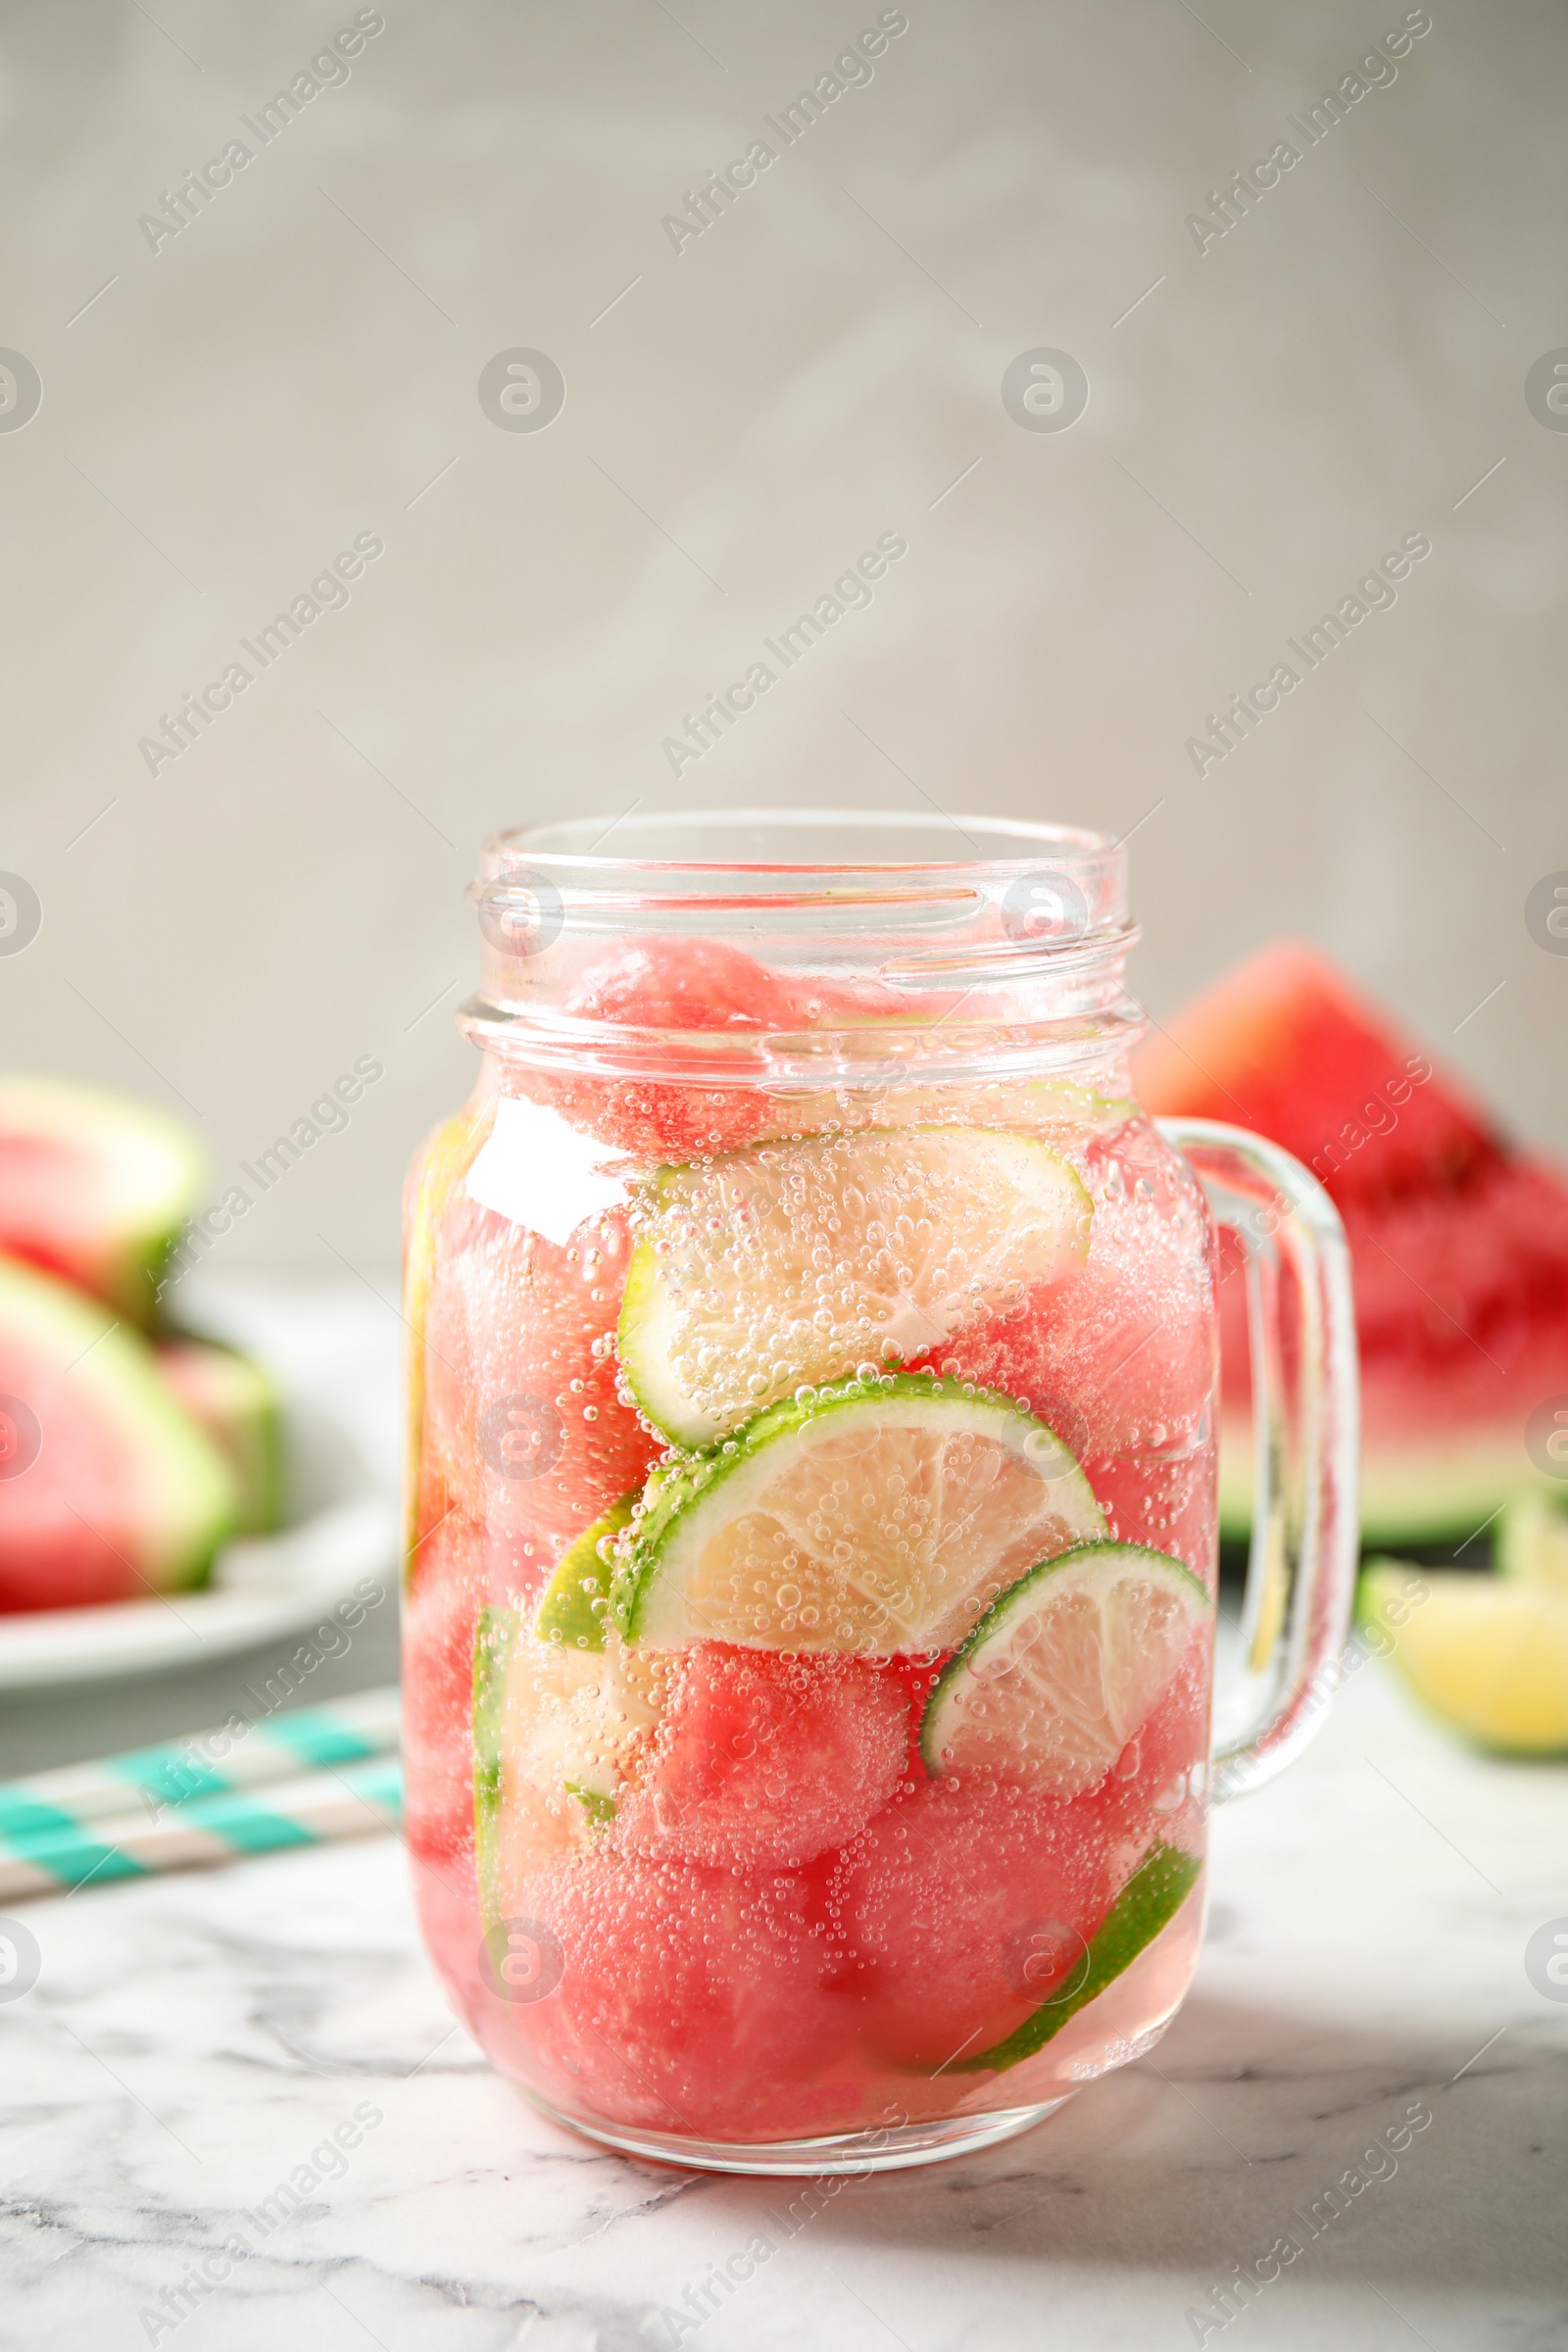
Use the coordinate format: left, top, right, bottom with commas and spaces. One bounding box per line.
0, 1407, 400, 1690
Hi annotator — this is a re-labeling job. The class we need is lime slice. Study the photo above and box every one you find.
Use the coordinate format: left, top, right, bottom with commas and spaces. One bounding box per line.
613, 1372, 1103, 1654
512, 1634, 664, 1800
534, 1494, 636, 1652
619, 1126, 1092, 1446
950, 1842, 1202, 2075
473, 1592, 667, 1919
921, 1543, 1211, 1795
1359, 1559, 1568, 1754
1495, 1494, 1568, 1596
563, 1782, 617, 1825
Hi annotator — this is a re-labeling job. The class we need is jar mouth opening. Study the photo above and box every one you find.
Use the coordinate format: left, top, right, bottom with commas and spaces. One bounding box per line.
489, 807, 1118, 883
474, 807, 1127, 941
466, 807, 1140, 1075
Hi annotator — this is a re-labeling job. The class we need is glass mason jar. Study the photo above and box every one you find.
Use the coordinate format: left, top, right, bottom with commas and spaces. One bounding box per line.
402, 810, 1358, 2175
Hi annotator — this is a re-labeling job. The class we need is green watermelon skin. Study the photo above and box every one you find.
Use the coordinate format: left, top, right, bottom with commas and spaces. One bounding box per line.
1136, 944, 1568, 1546
0, 1253, 237, 1612
0, 1076, 204, 1326
156, 1339, 283, 1536
1220, 1406, 1561, 1549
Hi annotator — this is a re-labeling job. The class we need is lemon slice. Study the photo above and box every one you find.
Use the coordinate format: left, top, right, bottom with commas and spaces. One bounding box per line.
612, 1373, 1103, 1654
921, 1543, 1211, 1795
618, 1126, 1092, 1446
402, 1097, 492, 1583
1359, 1559, 1568, 1754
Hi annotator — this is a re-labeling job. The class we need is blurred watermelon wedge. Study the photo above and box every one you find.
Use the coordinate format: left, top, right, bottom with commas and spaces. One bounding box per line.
1135, 943, 1568, 1547
0, 1075, 203, 1324
1135, 942, 1500, 1203
156, 1337, 282, 1535
0, 1253, 236, 1611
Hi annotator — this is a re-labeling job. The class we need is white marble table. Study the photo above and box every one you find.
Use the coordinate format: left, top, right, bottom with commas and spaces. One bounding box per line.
2, 1289, 1565, 2350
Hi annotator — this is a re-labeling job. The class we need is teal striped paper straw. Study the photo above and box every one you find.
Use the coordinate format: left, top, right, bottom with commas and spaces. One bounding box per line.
0, 1685, 400, 1846
0, 1754, 403, 1900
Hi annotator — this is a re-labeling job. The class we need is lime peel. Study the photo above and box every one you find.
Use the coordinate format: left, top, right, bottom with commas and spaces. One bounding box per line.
472, 1603, 519, 1928
534, 1494, 637, 1653
950, 1842, 1201, 2075
564, 1781, 617, 1825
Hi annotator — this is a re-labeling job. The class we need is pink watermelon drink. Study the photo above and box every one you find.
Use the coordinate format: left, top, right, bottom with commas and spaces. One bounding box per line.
405, 815, 1223, 2170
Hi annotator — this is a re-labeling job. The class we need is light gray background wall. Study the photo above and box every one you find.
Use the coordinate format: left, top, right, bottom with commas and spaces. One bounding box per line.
3, 0, 1564, 1278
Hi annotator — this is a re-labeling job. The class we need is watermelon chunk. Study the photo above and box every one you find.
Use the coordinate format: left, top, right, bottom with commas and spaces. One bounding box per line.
479, 1846, 856, 2137
417, 1180, 662, 1559
0, 1254, 236, 1611
0, 1076, 204, 1324
533, 938, 808, 1160
155, 1339, 282, 1535
1135, 943, 1568, 1544
833, 1776, 1121, 2071
617, 1645, 909, 1870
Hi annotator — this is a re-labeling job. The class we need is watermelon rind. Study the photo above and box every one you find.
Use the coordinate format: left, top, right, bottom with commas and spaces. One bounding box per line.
1220, 1409, 1564, 1549
1358, 1446, 1565, 1550
0, 1075, 206, 1326
156, 1339, 283, 1536
0, 1252, 237, 1597
1495, 1494, 1568, 1593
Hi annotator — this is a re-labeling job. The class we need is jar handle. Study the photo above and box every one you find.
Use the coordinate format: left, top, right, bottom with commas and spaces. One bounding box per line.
1157, 1117, 1360, 1800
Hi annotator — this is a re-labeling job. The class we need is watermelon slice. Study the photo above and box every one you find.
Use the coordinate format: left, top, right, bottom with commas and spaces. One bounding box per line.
0, 1076, 203, 1325
0, 1253, 237, 1611
1133, 943, 1499, 1206
156, 1339, 282, 1535
1135, 943, 1568, 1546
